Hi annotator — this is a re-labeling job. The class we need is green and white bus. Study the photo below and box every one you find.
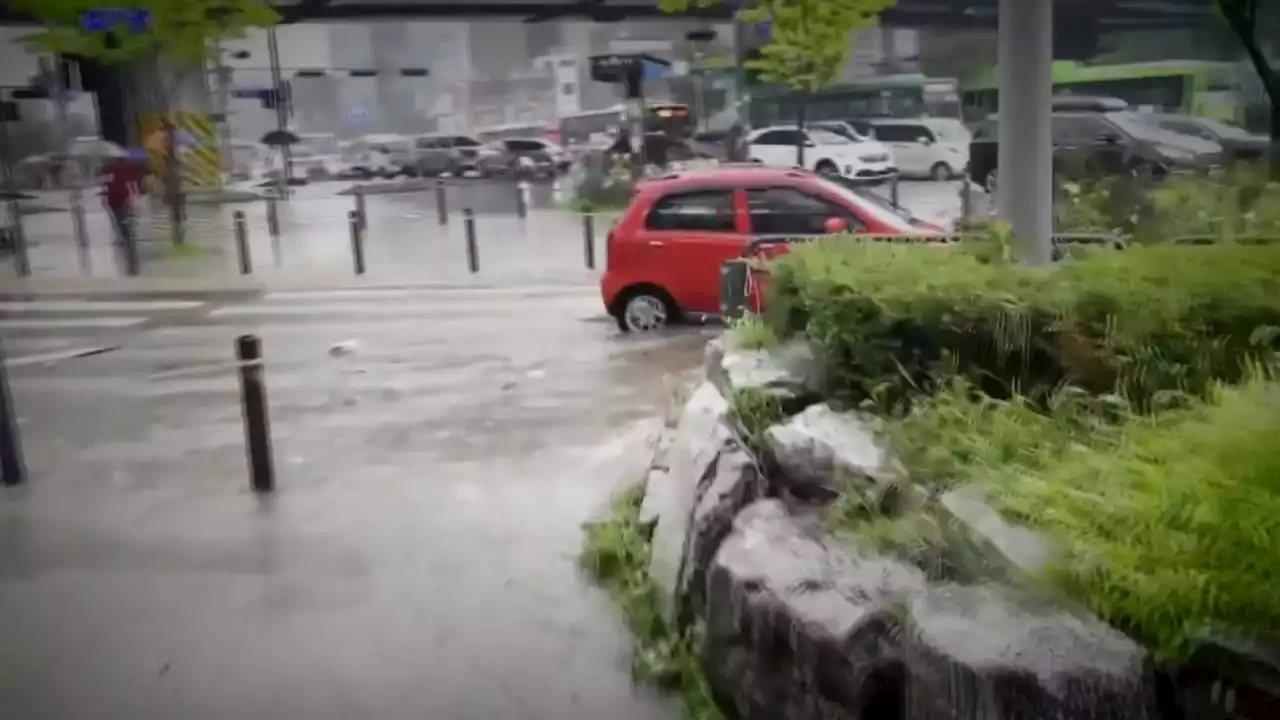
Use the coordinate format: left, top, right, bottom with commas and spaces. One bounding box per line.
747, 74, 963, 127
960, 60, 1243, 122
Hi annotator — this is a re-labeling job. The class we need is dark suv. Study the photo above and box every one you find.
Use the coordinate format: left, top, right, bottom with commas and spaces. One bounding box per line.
969, 111, 1226, 194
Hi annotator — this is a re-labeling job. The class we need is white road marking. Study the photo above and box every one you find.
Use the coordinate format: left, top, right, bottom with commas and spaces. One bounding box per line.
208, 299, 596, 318
0, 300, 202, 312
0, 317, 149, 329
262, 286, 593, 302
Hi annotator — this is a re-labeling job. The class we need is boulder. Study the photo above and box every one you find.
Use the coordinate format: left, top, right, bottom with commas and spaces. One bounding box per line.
701, 499, 926, 720
677, 442, 768, 622
903, 583, 1157, 720
937, 485, 1056, 585
764, 403, 904, 505
705, 337, 822, 414
645, 381, 734, 619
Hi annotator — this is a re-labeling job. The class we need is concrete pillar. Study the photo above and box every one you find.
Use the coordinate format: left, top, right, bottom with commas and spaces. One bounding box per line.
996, 0, 1054, 266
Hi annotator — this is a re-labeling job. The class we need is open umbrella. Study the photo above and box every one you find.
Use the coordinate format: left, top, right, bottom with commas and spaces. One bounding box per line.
260, 129, 302, 147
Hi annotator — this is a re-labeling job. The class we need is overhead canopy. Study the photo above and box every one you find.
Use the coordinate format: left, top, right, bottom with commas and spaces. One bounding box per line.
0, 0, 1219, 26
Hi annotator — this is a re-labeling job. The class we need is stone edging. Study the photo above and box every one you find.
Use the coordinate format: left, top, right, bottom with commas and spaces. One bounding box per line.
632, 337, 1157, 720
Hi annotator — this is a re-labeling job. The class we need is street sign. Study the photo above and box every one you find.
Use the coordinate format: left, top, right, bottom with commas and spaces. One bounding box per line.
82, 8, 150, 33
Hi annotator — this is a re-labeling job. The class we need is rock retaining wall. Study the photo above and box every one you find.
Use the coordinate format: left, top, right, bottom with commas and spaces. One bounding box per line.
635, 338, 1160, 720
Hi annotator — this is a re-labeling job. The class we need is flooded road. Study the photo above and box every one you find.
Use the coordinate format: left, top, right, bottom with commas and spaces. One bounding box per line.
0, 285, 714, 719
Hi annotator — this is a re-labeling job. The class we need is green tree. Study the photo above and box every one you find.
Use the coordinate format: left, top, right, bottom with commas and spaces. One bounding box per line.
13, 0, 279, 244
1215, 0, 1279, 178
662, 0, 896, 165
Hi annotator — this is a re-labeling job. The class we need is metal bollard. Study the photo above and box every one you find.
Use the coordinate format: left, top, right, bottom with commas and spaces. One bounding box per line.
0, 338, 27, 487
10, 224, 29, 278
435, 180, 448, 225
348, 210, 366, 275
233, 210, 252, 275
515, 181, 528, 220
463, 207, 479, 273
889, 173, 901, 208
582, 213, 596, 270
354, 191, 367, 231
122, 230, 140, 276
959, 177, 973, 220
235, 334, 275, 493
266, 196, 280, 237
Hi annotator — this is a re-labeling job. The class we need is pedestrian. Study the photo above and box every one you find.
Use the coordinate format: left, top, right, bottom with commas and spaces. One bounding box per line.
102, 153, 143, 246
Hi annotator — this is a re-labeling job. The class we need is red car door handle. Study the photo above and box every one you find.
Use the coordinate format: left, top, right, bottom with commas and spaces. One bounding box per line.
648, 240, 665, 247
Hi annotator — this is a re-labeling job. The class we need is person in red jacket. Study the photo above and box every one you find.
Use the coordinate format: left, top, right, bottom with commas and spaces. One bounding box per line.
102, 154, 144, 245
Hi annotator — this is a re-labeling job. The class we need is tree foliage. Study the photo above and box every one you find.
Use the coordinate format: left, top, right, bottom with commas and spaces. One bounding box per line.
738, 0, 896, 93
12, 0, 279, 67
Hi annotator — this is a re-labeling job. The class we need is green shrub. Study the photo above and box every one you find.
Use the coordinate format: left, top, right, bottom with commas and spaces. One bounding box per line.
762, 239, 1280, 412
991, 380, 1278, 661
570, 155, 636, 212
580, 484, 726, 720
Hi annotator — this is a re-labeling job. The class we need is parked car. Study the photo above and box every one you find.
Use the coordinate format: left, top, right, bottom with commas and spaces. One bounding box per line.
402, 134, 508, 178
1143, 114, 1271, 165
600, 166, 939, 332
865, 118, 971, 181
969, 110, 1225, 194
747, 125, 896, 184
341, 134, 408, 179
493, 137, 572, 175
289, 133, 343, 180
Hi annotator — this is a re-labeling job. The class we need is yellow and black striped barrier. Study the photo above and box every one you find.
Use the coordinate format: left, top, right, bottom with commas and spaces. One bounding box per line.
140, 111, 223, 189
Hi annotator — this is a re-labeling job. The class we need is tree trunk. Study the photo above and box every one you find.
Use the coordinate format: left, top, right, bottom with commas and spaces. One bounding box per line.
795, 92, 808, 167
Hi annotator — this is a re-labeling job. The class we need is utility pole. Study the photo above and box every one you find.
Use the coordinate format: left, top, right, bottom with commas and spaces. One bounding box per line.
266, 27, 292, 193
42, 57, 90, 267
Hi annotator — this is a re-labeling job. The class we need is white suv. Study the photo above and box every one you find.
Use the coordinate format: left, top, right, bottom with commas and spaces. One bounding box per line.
868, 118, 971, 181
747, 125, 897, 184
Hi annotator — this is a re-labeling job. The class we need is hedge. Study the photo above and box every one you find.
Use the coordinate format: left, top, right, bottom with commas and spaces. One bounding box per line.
871, 376, 1280, 662
761, 239, 1280, 412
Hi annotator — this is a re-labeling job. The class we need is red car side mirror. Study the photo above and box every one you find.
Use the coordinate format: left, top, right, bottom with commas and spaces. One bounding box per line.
824, 216, 848, 234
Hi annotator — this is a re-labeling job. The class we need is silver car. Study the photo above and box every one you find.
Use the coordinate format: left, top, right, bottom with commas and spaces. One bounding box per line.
405, 134, 507, 178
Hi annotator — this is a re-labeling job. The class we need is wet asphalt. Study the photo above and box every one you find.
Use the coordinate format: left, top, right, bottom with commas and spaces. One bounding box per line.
0, 285, 717, 719
3, 177, 982, 284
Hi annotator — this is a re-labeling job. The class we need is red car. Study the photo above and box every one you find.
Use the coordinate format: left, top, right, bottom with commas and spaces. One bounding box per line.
600, 166, 941, 332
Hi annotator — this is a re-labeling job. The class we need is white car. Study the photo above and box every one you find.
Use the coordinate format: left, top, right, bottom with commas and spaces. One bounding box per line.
747, 125, 896, 183
867, 118, 971, 181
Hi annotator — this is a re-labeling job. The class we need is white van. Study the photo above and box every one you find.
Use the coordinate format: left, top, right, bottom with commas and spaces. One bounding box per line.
868, 118, 971, 181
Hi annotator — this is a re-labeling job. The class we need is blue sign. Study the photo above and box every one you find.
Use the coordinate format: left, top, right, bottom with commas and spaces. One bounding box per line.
642, 58, 669, 81
82, 8, 151, 33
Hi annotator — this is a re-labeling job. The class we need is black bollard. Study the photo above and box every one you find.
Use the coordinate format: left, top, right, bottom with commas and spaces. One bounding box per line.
235, 335, 274, 493
463, 207, 479, 273
122, 226, 140, 277
12, 224, 29, 278
348, 210, 366, 275
233, 210, 252, 275
959, 177, 972, 221
266, 196, 280, 237
582, 213, 596, 270
889, 173, 901, 208
435, 180, 448, 225
0, 338, 27, 487
514, 181, 528, 220
354, 191, 367, 231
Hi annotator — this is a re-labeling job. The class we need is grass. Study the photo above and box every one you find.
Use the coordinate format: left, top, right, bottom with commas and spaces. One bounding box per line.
579, 483, 727, 720
848, 376, 1280, 663
727, 313, 778, 351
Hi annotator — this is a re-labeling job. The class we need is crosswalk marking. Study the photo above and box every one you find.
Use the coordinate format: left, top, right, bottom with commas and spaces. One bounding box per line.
262, 285, 593, 302
0, 316, 150, 330
208, 297, 596, 318
0, 299, 203, 313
